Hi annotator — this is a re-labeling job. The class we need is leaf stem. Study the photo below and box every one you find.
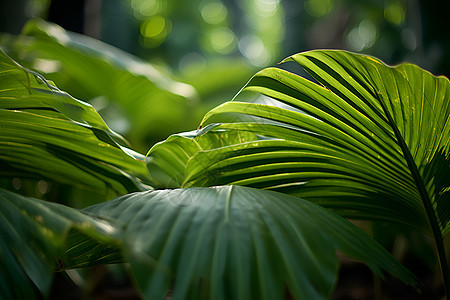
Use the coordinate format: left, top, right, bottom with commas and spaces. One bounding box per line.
377, 95, 449, 296
405, 154, 449, 296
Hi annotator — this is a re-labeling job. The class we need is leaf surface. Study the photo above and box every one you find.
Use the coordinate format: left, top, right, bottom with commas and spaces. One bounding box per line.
85, 185, 417, 300
1, 19, 197, 150
151, 50, 450, 237
0, 189, 121, 299
0, 49, 151, 195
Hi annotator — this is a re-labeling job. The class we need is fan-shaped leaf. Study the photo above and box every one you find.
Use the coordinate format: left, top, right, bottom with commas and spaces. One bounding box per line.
151, 50, 450, 237
85, 185, 417, 300
147, 50, 450, 290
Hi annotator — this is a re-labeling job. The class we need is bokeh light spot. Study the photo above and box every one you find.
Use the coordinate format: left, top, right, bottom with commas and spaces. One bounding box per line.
384, 2, 405, 25
37, 180, 50, 195
201, 1, 228, 25
347, 19, 377, 51
140, 16, 172, 48
132, 0, 164, 19
141, 16, 167, 38
238, 35, 271, 66
209, 27, 237, 54
304, 0, 334, 18
255, 0, 280, 17
12, 178, 22, 190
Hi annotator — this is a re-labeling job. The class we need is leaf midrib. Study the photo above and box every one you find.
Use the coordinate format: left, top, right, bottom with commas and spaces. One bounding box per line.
375, 88, 449, 292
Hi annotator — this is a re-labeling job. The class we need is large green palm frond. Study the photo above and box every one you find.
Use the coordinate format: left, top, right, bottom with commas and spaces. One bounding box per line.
0, 185, 418, 299
150, 50, 450, 235
85, 185, 417, 299
148, 50, 450, 285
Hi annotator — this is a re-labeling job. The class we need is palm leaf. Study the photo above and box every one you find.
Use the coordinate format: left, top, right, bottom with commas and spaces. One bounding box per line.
147, 124, 258, 188
148, 50, 450, 288
85, 185, 417, 299
0, 189, 121, 299
0, 18, 197, 150
0, 49, 151, 195
152, 50, 449, 234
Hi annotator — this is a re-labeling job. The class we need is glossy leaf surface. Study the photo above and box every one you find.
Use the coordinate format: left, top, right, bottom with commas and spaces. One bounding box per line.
0, 49, 151, 195
86, 185, 417, 300
151, 50, 450, 238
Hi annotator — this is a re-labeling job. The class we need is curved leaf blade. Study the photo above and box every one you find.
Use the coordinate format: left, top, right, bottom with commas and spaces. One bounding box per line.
1, 18, 197, 149
147, 124, 258, 188
0, 189, 121, 299
0, 49, 151, 195
176, 50, 450, 237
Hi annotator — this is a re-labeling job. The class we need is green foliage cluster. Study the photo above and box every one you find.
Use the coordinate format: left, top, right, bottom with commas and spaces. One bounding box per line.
0, 20, 449, 299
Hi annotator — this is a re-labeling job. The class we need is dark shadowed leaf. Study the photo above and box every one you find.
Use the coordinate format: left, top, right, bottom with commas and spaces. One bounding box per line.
0, 189, 121, 299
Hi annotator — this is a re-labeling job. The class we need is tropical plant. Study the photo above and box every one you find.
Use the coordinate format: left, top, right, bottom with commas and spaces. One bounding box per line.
0, 18, 199, 153
150, 49, 450, 288
0, 43, 448, 299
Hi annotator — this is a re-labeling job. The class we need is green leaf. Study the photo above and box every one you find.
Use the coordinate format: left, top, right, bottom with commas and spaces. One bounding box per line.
0, 49, 151, 195
1, 18, 197, 150
0, 189, 121, 299
155, 50, 449, 238
148, 50, 450, 291
147, 123, 258, 188
85, 185, 417, 299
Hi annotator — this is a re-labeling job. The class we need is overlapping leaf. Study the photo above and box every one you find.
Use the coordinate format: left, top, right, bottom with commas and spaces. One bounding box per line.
0, 19, 197, 150
149, 50, 450, 238
0, 49, 151, 195
0, 189, 121, 299
147, 123, 258, 188
85, 185, 417, 300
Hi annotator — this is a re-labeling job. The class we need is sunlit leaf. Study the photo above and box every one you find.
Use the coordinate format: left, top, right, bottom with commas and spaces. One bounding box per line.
147, 123, 258, 188
0, 18, 198, 150
147, 50, 450, 291
152, 50, 450, 238
0, 49, 151, 195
